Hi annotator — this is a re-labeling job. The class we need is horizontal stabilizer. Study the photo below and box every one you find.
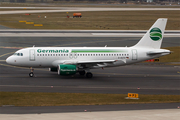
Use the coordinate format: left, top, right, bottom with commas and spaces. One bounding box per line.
147, 50, 171, 55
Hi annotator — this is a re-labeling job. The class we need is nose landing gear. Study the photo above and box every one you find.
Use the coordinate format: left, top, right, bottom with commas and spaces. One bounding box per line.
29, 67, 34, 77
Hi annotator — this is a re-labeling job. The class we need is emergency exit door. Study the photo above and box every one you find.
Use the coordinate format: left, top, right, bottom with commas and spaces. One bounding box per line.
29, 49, 35, 61
132, 49, 137, 60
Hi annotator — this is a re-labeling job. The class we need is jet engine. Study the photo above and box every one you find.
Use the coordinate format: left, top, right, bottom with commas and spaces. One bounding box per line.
58, 64, 77, 75
49, 67, 58, 72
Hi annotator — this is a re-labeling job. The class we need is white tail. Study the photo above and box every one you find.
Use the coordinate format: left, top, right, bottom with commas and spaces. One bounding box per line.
133, 18, 167, 49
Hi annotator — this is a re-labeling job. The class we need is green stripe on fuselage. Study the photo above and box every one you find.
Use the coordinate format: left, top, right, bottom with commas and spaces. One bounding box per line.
71, 49, 127, 53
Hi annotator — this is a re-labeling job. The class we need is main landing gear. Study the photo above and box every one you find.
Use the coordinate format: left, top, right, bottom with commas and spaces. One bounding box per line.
79, 70, 86, 76
86, 72, 93, 78
29, 67, 34, 77
79, 70, 93, 78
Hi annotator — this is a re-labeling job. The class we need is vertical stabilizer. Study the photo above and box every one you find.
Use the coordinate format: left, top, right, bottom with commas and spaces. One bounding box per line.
133, 18, 167, 49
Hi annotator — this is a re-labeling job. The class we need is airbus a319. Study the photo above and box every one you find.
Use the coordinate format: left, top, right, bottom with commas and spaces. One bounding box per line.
6, 18, 170, 78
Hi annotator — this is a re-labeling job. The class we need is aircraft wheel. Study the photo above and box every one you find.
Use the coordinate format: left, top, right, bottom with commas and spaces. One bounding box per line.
86, 72, 93, 78
79, 70, 85, 76
29, 72, 34, 77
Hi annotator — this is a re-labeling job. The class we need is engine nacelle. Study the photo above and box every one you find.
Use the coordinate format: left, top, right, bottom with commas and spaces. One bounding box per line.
49, 67, 58, 72
58, 64, 77, 75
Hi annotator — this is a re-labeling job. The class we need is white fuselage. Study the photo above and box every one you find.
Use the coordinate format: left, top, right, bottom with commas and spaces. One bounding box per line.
6, 47, 169, 68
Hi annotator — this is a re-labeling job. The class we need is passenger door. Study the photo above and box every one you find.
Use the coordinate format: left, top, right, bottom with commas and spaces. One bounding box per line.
29, 49, 35, 61
132, 49, 137, 60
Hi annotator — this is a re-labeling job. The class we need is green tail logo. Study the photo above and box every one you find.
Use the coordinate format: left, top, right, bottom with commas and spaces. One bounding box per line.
150, 27, 162, 41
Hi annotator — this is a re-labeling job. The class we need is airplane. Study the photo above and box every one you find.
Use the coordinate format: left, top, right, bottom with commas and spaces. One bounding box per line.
6, 18, 171, 78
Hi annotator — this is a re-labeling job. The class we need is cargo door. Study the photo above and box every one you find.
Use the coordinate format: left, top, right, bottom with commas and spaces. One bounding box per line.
132, 49, 137, 60
29, 49, 35, 61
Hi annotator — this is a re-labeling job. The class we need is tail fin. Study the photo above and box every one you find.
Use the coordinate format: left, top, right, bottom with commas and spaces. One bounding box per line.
133, 18, 167, 49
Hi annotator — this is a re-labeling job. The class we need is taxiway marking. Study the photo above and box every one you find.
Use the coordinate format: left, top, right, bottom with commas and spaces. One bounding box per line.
0, 52, 15, 58
0, 85, 180, 90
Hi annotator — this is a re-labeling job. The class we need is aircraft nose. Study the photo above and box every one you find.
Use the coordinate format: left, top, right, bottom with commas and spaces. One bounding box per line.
6, 56, 13, 65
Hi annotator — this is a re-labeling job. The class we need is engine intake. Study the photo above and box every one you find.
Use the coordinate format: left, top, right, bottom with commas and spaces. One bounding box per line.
58, 64, 77, 75
49, 67, 58, 72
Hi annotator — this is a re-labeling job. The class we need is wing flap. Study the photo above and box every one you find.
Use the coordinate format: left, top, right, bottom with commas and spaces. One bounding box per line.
77, 60, 116, 64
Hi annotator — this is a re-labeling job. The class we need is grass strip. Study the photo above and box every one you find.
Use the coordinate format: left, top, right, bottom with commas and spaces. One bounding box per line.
159, 46, 180, 62
0, 10, 179, 30
0, 92, 180, 106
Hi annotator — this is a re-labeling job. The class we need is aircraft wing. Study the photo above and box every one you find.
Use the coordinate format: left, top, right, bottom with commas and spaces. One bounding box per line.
65, 60, 117, 68
62, 59, 116, 65
77, 60, 116, 64
52, 59, 117, 68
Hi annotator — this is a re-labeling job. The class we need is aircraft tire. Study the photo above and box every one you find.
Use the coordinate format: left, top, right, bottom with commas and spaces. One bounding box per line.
79, 70, 86, 76
29, 72, 34, 77
86, 72, 93, 78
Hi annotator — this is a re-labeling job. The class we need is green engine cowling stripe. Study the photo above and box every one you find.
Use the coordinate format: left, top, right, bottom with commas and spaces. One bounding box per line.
59, 64, 77, 76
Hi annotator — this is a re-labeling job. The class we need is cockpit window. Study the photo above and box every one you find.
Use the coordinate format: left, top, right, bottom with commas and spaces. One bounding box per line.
13, 53, 23, 56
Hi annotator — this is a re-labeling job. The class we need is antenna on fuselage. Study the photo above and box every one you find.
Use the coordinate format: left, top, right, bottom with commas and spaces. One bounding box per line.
105, 45, 107, 47
33, 45, 35, 47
